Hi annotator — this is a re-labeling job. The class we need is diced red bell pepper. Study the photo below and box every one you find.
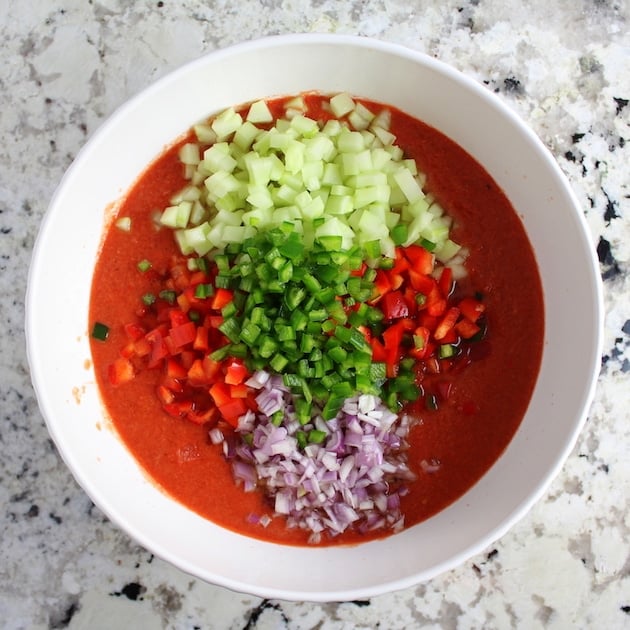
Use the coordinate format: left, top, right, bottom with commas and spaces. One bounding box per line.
202, 356, 223, 381
229, 383, 250, 398
216, 397, 248, 427
187, 359, 210, 385
168, 308, 189, 328
161, 375, 184, 393
170, 263, 191, 290
146, 328, 169, 367
206, 315, 224, 329
411, 326, 431, 357
434, 307, 460, 340
108, 357, 135, 386
370, 337, 387, 362
438, 267, 453, 297
124, 322, 146, 341
189, 270, 208, 286
169, 321, 197, 348
209, 381, 231, 407
186, 407, 217, 425
426, 286, 447, 317
382, 290, 410, 320
407, 269, 436, 296
390, 247, 411, 275
156, 384, 176, 406
193, 326, 209, 352
211, 288, 234, 310
163, 400, 194, 419
166, 357, 188, 379
438, 328, 459, 345
405, 244, 435, 275
455, 318, 481, 339
458, 297, 485, 323
179, 350, 195, 370
224, 359, 249, 385
382, 319, 411, 377
370, 269, 393, 302
225, 401, 248, 427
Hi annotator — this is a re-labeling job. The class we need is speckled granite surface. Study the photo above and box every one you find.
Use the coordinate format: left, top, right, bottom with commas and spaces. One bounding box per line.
1, 1, 629, 628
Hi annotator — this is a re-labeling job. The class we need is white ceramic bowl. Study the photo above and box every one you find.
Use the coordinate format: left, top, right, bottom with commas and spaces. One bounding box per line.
26, 34, 603, 601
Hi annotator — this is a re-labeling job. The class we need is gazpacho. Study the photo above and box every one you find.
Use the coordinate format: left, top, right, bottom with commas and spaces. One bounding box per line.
89, 92, 543, 546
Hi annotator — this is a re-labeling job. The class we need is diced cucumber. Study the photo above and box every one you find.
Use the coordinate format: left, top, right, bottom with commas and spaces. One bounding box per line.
161, 92, 462, 260
329, 92, 355, 118
211, 107, 243, 140
247, 99, 273, 123
179, 143, 200, 165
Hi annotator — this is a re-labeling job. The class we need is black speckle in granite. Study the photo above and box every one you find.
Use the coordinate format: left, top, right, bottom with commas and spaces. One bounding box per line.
1, 227, 12, 234
157, 0, 164, 7
621, 605, 630, 614
503, 76, 524, 95
603, 191, 619, 223
15, 459, 32, 481
456, 5, 475, 30
27, 504, 40, 518
599, 463, 610, 474
622, 320, 630, 335
155, 584, 183, 614
579, 55, 604, 75
613, 97, 628, 115
10, 490, 30, 502
243, 600, 289, 630
572, 132, 586, 143
49, 512, 62, 525
111, 582, 146, 601
486, 549, 498, 561
597, 236, 621, 280
350, 600, 371, 607
49, 599, 80, 629
564, 150, 577, 162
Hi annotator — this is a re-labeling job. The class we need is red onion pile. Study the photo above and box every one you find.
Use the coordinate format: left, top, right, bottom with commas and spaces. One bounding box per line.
211, 370, 416, 543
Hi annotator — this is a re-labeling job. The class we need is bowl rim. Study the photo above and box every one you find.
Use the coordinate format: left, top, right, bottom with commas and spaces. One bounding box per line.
25, 32, 604, 601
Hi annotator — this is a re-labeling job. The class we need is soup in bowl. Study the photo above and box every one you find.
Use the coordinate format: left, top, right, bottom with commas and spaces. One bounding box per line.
26, 34, 602, 601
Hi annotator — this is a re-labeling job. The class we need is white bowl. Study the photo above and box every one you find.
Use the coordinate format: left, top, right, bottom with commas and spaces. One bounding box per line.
26, 34, 603, 601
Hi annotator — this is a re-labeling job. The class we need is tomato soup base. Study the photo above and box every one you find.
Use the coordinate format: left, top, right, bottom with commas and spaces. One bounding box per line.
89, 95, 543, 546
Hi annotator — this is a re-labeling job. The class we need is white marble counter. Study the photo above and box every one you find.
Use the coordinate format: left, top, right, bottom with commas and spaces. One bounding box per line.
1, 1, 629, 628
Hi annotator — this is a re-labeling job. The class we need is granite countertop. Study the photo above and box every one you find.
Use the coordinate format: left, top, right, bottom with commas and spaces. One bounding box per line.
1, 1, 628, 628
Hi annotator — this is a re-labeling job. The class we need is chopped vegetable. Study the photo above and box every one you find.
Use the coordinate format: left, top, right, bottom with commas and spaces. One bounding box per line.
222, 373, 414, 542
161, 94, 464, 262
91, 321, 110, 341
97, 92, 493, 544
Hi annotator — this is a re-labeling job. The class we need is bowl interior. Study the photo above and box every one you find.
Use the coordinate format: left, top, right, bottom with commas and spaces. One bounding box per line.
26, 34, 602, 601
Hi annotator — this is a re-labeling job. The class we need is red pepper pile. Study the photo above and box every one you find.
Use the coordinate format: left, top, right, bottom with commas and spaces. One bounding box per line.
364, 244, 485, 376
104, 244, 486, 426
107, 259, 254, 426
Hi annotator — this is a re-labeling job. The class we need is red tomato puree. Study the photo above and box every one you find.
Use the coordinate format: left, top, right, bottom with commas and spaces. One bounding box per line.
89, 95, 543, 546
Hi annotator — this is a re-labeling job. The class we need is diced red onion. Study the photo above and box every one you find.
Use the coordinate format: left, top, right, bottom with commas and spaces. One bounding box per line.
209, 427, 224, 445
213, 371, 417, 542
